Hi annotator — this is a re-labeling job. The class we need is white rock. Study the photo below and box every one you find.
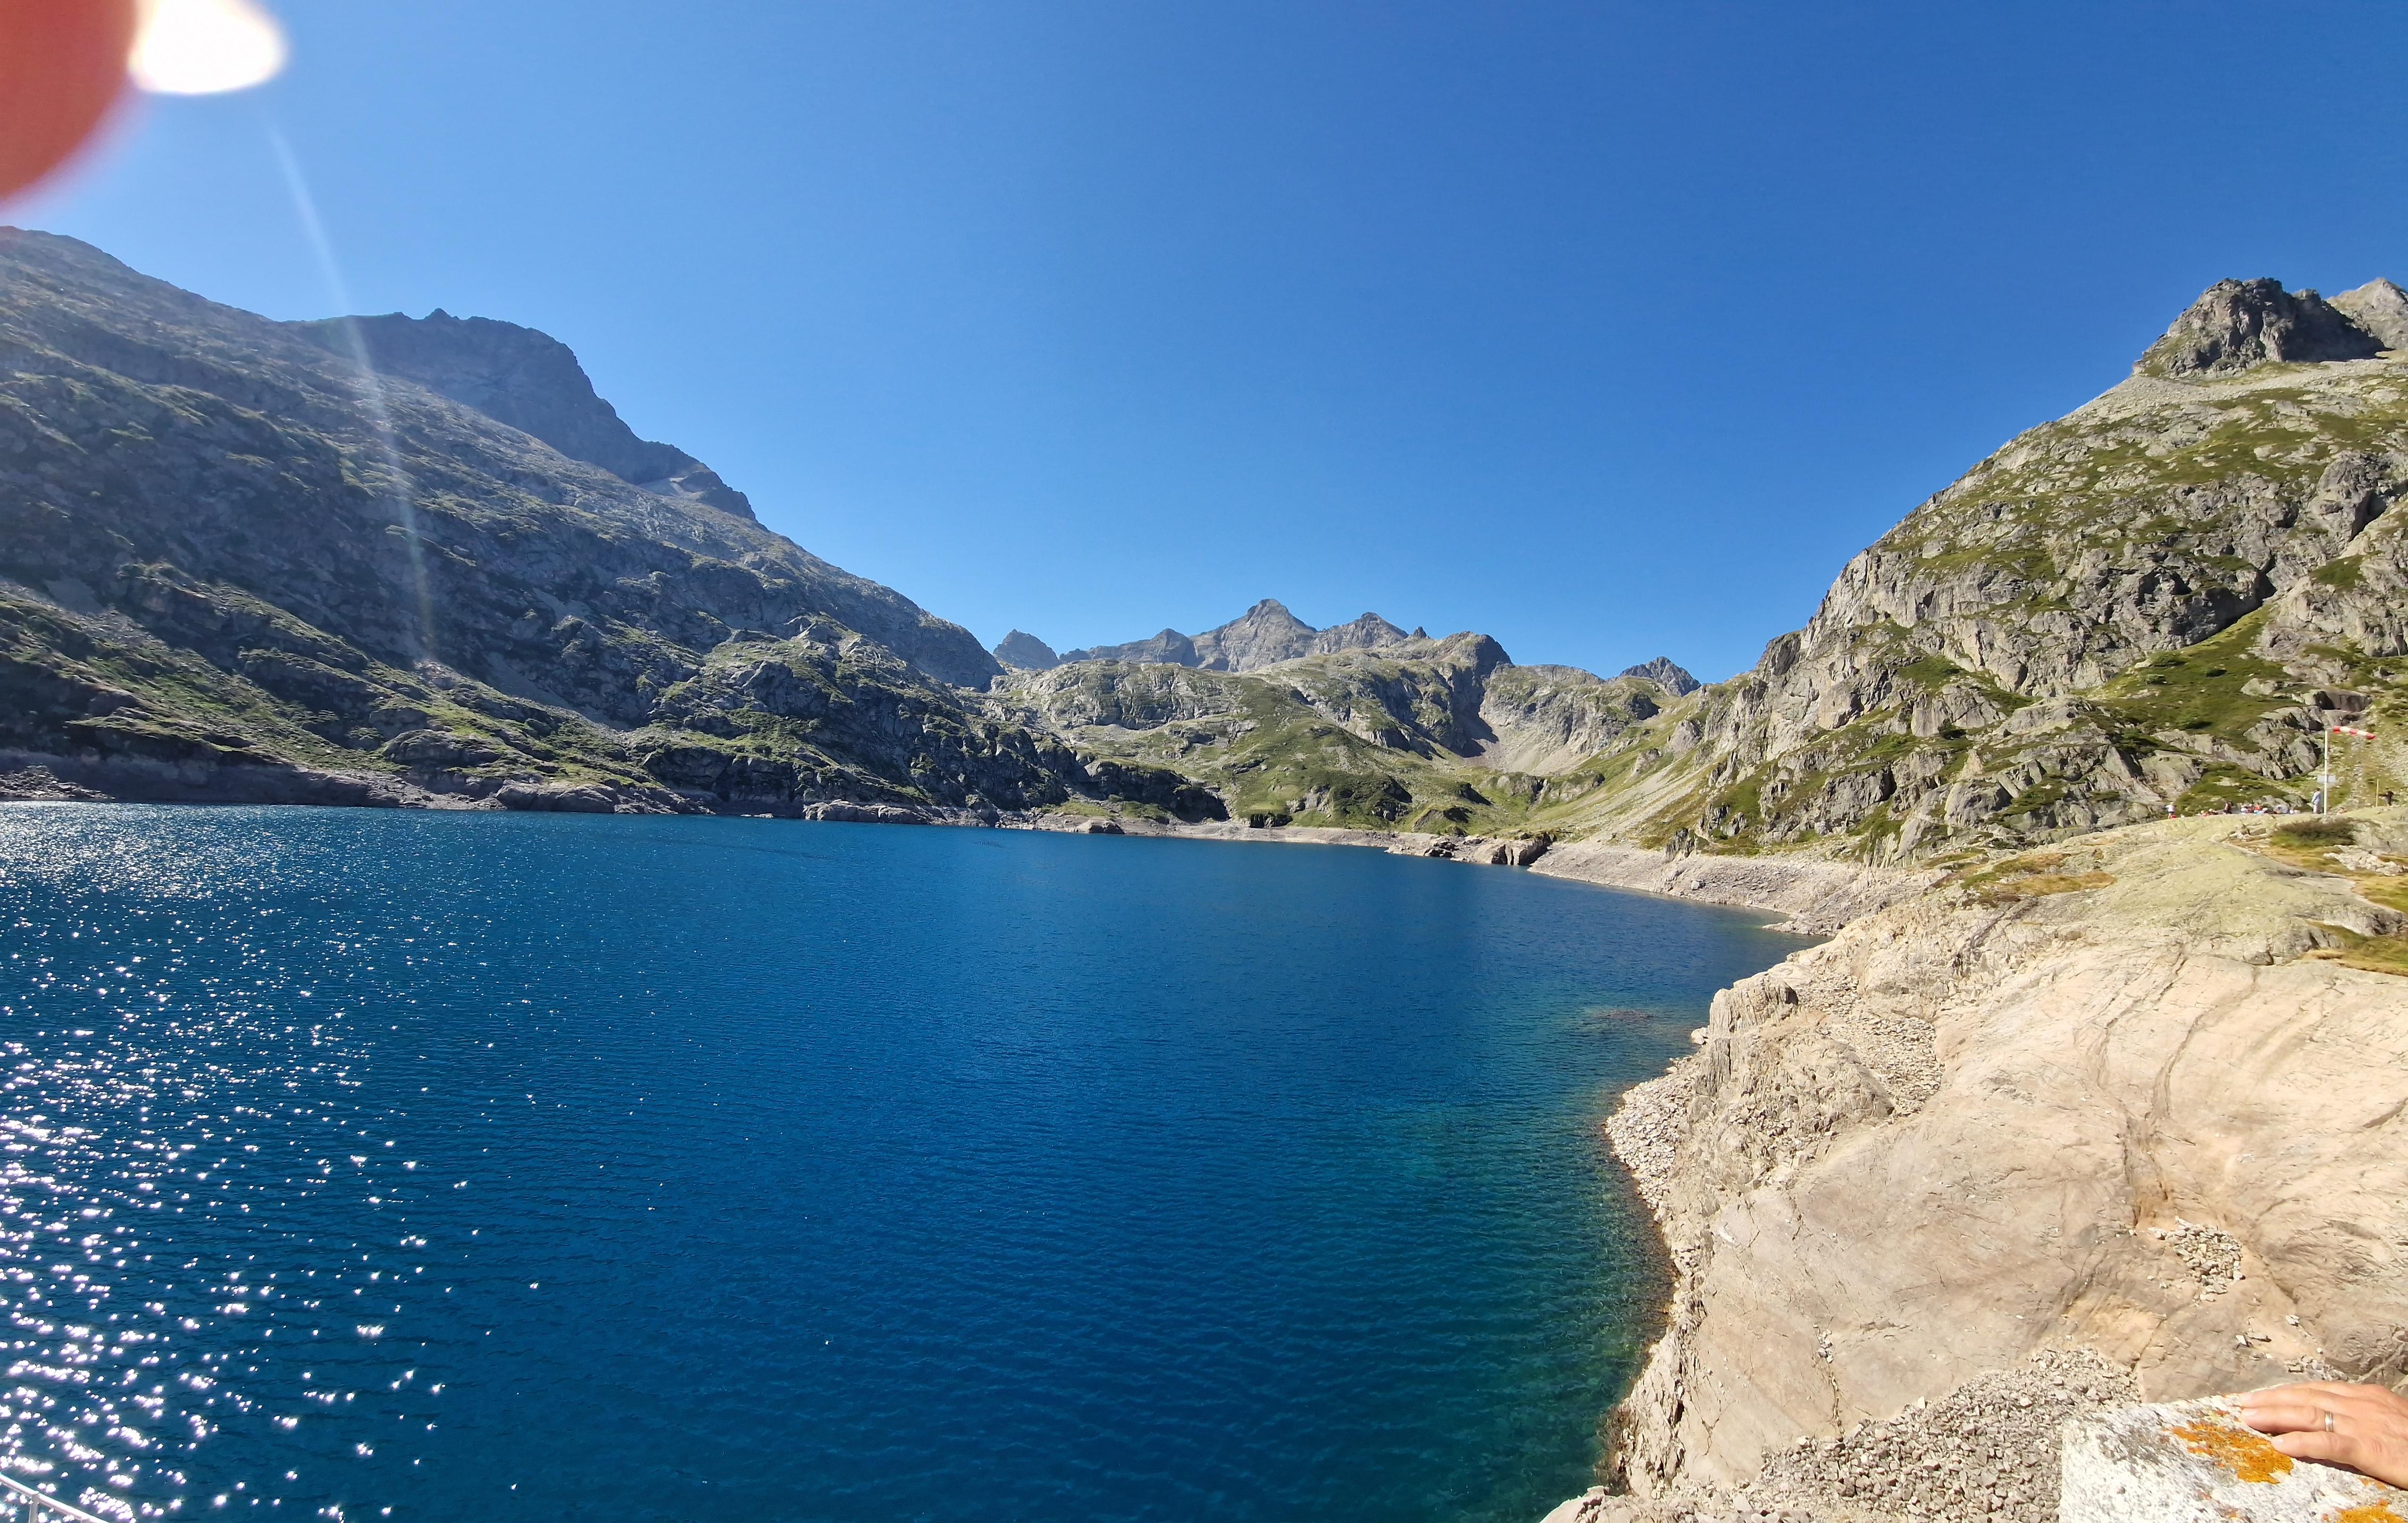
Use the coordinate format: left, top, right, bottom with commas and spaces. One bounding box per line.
2062, 1396, 2408, 1522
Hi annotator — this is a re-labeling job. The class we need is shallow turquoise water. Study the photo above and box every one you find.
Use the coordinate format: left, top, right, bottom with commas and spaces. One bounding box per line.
0, 806, 1794, 1522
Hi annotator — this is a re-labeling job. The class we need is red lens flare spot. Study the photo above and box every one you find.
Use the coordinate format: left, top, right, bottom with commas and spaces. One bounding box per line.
0, 0, 139, 202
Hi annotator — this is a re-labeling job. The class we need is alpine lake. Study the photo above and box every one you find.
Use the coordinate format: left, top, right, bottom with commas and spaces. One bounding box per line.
0, 805, 1795, 1522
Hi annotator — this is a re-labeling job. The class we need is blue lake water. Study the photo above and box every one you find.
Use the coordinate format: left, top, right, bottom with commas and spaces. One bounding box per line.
0, 806, 1795, 1522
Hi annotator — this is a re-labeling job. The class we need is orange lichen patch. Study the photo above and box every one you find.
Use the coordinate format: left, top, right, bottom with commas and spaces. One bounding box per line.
2170, 1417, 2295, 1484
2329, 1503, 2407, 1523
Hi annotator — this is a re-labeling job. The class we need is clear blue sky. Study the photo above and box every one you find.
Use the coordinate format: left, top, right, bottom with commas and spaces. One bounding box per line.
23, 1, 2408, 679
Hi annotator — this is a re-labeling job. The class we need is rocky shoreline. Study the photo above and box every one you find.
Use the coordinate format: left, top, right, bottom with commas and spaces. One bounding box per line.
1542, 810, 2408, 1523
1, 753, 1896, 930
1531, 842, 1939, 937
1056, 816, 1928, 933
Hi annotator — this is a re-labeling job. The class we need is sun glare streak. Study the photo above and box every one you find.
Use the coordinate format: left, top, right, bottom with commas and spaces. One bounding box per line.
266, 125, 438, 664
130, 0, 286, 96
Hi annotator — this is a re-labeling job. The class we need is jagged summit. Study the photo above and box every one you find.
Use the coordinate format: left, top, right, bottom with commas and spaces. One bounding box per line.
992, 630, 1061, 671
289, 308, 757, 520
2135, 278, 2385, 378
1058, 598, 1423, 672
1618, 657, 1699, 695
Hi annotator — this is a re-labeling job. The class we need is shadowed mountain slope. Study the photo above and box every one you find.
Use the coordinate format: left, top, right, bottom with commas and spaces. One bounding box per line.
290, 309, 758, 520
0, 228, 1121, 814
992, 630, 1061, 670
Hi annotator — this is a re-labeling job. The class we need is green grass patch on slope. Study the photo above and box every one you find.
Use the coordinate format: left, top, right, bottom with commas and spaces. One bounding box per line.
2083, 610, 2292, 743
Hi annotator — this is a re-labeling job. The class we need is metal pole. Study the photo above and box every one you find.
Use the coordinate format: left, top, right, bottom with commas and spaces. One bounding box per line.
0, 1476, 112, 1523
2320, 725, 2330, 816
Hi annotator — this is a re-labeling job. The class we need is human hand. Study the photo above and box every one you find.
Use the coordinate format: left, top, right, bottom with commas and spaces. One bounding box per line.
2235, 1382, 2408, 1489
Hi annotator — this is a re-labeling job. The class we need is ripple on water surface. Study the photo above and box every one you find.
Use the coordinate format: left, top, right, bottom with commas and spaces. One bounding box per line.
0, 805, 1795, 1522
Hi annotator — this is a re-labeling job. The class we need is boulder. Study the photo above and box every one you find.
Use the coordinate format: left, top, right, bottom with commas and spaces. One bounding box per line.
801, 801, 926, 825
2061, 1398, 2408, 1523
379, 729, 503, 768
495, 781, 620, 813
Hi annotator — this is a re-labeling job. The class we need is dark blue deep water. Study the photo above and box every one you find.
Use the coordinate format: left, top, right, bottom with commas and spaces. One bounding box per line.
0, 805, 1794, 1523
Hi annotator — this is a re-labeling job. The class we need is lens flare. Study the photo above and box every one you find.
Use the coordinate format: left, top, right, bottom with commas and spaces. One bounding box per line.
0, 0, 136, 200
129, 0, 286, 96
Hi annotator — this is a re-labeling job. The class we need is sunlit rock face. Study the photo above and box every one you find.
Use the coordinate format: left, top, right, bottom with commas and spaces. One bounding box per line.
2062, 1399, 2408, 1523
1541, 275, 2408, 861
1576, 814, 2408, 1522
2134, 279, 2382, 379
2334, 278, 2408, 352
1618, 657, 1699, 697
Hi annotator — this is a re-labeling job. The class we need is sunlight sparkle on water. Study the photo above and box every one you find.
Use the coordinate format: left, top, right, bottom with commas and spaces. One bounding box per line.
0, 804, 1799, 1522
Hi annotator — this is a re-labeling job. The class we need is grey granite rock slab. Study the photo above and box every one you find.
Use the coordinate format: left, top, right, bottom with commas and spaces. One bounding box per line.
2062, 1396, 2408, 1523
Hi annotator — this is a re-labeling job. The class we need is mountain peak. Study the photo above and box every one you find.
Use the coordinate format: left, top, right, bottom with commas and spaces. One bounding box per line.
2333, 278, 2408, 352
1197, 599, 1317, 669
1055, 599, 1419, 673
993, 630, 1061, 670
288, 309, 757, 520
2135, 278, 2383, 379
1618, 656, 1700, 695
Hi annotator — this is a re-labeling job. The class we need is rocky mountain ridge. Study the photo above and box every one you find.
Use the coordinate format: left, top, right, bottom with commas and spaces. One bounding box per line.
1617, 657, 1700, 696
9, 236, 2403, 861
2135, 278, 2387, 378
291, 309, 759, 520
0, 228, 1209, 819
1011, 597, 1426, 672
1501, 273, 2408, 863
993, 631, 1694, 827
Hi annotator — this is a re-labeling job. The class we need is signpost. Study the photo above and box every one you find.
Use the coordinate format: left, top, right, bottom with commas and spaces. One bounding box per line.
2323, 723, 2376, 815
